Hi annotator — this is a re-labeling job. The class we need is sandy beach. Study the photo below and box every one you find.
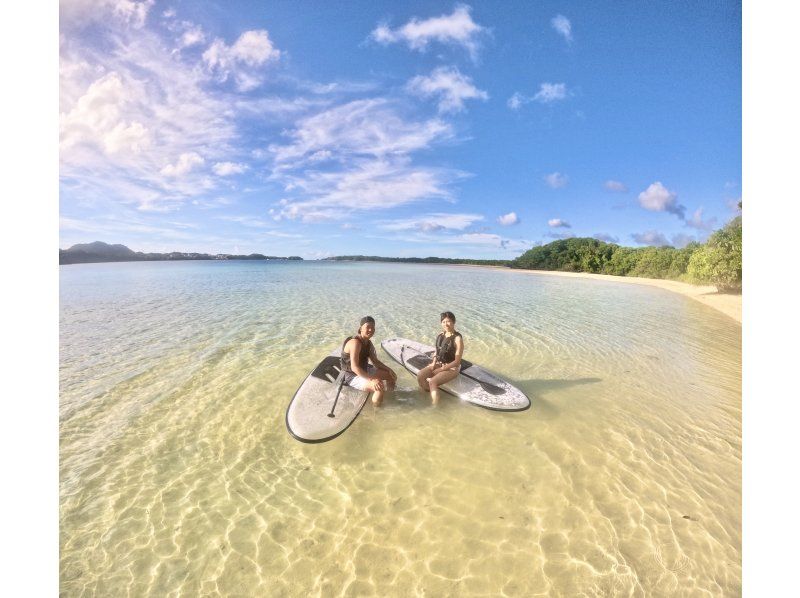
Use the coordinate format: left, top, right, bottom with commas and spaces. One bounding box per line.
510, 270, 742, 324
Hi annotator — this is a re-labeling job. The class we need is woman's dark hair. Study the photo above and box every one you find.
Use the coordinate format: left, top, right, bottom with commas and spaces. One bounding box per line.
359, 315, 375, 327
440, 311, 456, 323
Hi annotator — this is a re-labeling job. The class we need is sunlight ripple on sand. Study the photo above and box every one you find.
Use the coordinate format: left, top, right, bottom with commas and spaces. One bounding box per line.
60, 261, 741, 596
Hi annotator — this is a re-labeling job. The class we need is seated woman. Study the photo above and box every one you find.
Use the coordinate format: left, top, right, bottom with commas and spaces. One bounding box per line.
416, 311, 463, 405
341, 316, 397, 406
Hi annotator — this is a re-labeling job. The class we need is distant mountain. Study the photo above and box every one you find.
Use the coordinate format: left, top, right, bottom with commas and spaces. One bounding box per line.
59, 242, 303, 265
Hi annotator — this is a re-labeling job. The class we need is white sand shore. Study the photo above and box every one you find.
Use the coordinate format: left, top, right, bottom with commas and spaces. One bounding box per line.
503, 268, 742, 324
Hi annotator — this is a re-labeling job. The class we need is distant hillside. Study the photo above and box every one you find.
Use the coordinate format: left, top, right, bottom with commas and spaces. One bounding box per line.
59, 242, 303, 265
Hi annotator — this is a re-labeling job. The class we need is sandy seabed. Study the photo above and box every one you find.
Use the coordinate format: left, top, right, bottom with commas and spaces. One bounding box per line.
464, 266, 742, 325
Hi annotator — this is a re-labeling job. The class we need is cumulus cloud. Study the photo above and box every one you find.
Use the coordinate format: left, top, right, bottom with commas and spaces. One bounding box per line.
203, 30, 281, 90
548, 218, 571, 228
212, 162, 248, 176
406, 66, 488, 113
631, 230, 671, 246
544, 172, 568, 189
551, 15, 572, 43
370, 4, 487, 60
637, 181, 686, 219
60, 20, 240, 210
593, 233, 619, 243
160, 152, 205, 177
533, 83, 568, 103
670, 233, 703, 248
604, 180, 628, 192
547, 231, 575, 240
497, 212, 519, 226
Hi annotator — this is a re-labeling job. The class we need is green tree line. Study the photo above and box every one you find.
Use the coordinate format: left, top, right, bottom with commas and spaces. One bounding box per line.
509, 214, 742, 292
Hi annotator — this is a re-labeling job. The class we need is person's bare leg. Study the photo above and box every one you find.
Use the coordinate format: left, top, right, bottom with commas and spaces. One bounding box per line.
371, 389, 384, 406
417, 365, 433, 392
427, 369, 458, 406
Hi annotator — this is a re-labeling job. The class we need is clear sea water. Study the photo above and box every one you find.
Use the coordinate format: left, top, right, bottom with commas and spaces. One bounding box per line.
59, 260, 741, 596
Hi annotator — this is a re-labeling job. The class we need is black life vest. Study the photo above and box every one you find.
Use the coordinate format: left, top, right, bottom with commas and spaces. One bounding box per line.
340, 335, 372, 373
435, 332, 462, 364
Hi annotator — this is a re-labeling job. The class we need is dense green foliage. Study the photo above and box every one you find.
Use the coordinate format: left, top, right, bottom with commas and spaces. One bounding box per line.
686, 216, 742, 292
508, 215, 741, 292
509, 238, 616, 273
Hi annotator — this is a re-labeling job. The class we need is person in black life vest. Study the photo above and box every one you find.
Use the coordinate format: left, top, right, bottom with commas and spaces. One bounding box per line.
341, 316, 397, 406
416, 311, 463, 405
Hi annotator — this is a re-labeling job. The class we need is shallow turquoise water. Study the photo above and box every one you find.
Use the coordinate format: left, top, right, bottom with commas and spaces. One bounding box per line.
60, 261, 741, 596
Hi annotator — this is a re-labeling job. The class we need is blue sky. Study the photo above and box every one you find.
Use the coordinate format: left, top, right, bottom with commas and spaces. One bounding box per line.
59, 0, 742, 259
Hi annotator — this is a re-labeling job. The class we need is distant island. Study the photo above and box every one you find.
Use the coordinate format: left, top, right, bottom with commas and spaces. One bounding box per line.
324, 256, 509, 267
61, 212, 740, 292
59, 241, 303, 265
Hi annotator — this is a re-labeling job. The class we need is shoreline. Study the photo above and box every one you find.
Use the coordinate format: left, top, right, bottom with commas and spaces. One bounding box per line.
451, 264, 741, 324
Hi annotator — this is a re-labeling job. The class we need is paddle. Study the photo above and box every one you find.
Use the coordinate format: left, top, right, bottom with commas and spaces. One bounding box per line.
402, 345, 505, 396
327, 368, 346, 418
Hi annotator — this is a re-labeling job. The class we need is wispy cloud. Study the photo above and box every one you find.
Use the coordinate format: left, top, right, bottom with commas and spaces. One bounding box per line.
508, 83, 569, 110
685, 207, 717, 231
406, 66, 488, 113
497, 212, 519, 226
548, 218, 571, 228
551, 15, 573, 44
370, 4, 487, 60
637, 181, 686, 219
604, 180, 628, 192
544, 172, 569, 189
267, 98, 463, 222
378, 213, 484, 232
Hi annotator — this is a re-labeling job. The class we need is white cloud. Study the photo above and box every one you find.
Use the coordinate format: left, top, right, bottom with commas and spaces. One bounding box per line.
160, 152, 205, 177
213, 162, 248, 176
631, 230, 670, 246
60, 23, 239, 210
269, 98, 452, 167
533, 83, 568, 103
547, 231, 575, 240
370, 4, 487, 60
60, 72, 152, 155
61, 0, 155, 30
203, 30, 281, 90
273, 158, 459, 222
593, 233, 619, 243
548, 218, 571, 228
379, 213, 484, 231
637, 181, 686, 219
604, 180, 628, 192
406, 66, 488, 113
179, 25, 205, 49
544, 172, 568, 188
497, 212, 519, 226
507, 92, 526, 110
551, 15, 573, 43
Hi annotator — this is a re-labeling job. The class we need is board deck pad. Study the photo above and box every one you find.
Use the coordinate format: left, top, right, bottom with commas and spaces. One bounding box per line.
286, 347, 371, 443
381, 337, 530, 411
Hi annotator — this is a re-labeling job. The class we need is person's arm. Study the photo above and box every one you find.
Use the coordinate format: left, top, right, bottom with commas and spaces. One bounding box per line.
346, 338, 374, 380
369, 343, 397, 380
